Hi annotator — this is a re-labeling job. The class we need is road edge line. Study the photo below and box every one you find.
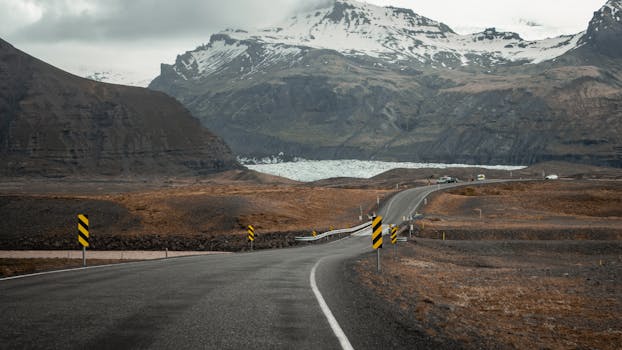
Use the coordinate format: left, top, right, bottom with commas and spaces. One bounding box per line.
310, 257, 355, 350
0, 262, 130, 281
0, 255, 197, 282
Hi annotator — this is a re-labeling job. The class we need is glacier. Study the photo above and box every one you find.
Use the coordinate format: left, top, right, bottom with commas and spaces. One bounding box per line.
245, 159, 526, 182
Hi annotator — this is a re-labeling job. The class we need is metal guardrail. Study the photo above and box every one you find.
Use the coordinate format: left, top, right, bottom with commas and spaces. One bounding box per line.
294, 221, 372, 241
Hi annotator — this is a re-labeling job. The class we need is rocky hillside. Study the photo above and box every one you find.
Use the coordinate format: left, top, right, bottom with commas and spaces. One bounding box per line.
150, 0, 622, 167
0, 38, 239, 177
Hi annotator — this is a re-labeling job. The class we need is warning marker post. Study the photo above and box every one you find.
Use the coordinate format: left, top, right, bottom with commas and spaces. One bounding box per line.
247, 225, 255, 251
372, 216, 383, 272
77, 214, 89, 267
391, 226, 398, 258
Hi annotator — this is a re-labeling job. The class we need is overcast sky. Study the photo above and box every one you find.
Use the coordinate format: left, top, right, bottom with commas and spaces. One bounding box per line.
0, 0, 607, 85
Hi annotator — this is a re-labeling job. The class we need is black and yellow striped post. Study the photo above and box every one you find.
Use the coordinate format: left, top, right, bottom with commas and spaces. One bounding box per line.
391, 225, 398, 259
312, 230, 317, 238
372, 216, 383, 249
247, 225, 255, 251
78, 214, 89, 267
391, 226, 398, 244
372, 215, 383, 272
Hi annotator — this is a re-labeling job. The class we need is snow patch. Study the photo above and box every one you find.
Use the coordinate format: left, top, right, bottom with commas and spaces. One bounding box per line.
82, 70, 152, 87
190, 40, 249, 76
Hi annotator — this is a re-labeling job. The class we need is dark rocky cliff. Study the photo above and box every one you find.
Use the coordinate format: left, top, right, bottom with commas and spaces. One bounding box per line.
151, 49, 622, 167
0, 39, 239, 176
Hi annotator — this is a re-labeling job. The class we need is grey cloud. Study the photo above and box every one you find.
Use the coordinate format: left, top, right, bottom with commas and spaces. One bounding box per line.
12, 0, 335, 42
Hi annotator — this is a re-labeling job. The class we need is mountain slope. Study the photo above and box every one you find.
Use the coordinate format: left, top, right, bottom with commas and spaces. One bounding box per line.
150, 0, 622, 167
221, 0, 582, 66
0, 38, 239, 176
580, 0, 622, 58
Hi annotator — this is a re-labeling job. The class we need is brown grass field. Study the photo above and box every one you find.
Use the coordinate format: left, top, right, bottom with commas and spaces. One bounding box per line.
0, 170, 389, 252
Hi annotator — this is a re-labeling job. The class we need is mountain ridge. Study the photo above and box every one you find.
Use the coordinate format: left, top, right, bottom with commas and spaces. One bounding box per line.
149, 0, 622, 167
0, 38, 240, 177
162, 0, 586, 80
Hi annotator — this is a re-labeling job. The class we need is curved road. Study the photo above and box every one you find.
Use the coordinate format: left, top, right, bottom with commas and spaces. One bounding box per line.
1, 182, 484, 349
380, 180, 507, 225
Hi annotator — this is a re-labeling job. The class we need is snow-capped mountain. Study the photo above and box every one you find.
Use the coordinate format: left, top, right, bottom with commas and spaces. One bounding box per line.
223, 0, 581, 65
581, 0, 622, 57
165, 0, 584, 81
83, 70, 153, 87
150, 0, 622, 168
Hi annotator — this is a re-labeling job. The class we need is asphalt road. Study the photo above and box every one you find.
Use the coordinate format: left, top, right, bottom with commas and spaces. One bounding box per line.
1, 182, 477, 349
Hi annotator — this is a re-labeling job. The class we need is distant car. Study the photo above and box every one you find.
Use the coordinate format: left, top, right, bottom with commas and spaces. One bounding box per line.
437, 176, 457, 184
436, 176, 449, 184
477, 174, 486, 181
545, 174, 559, 180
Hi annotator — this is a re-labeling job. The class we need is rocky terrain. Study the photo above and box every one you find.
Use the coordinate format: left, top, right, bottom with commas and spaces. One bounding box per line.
150, 0, 622, 167
0, 38, 239, 177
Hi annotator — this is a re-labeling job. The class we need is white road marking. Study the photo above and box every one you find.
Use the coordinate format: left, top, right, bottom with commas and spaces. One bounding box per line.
0, 263, 125, 281
0, 256, 192, 282
310, 257, 355, 350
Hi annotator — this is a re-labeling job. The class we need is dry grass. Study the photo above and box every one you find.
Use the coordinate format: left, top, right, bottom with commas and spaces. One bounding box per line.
100, 183, 386, 236
420, 181, 622, 233
356, 240, 622, 349
355, 179, 622, 348
0, 178, 388, 243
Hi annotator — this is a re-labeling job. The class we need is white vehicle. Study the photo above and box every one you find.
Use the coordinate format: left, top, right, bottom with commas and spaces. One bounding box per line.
437, 176, 457, 184
476, 174, 486, 181
545, 174, 559, 180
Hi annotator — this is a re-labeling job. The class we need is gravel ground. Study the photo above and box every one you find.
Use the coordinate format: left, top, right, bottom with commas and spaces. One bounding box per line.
354, 238, 622, 349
